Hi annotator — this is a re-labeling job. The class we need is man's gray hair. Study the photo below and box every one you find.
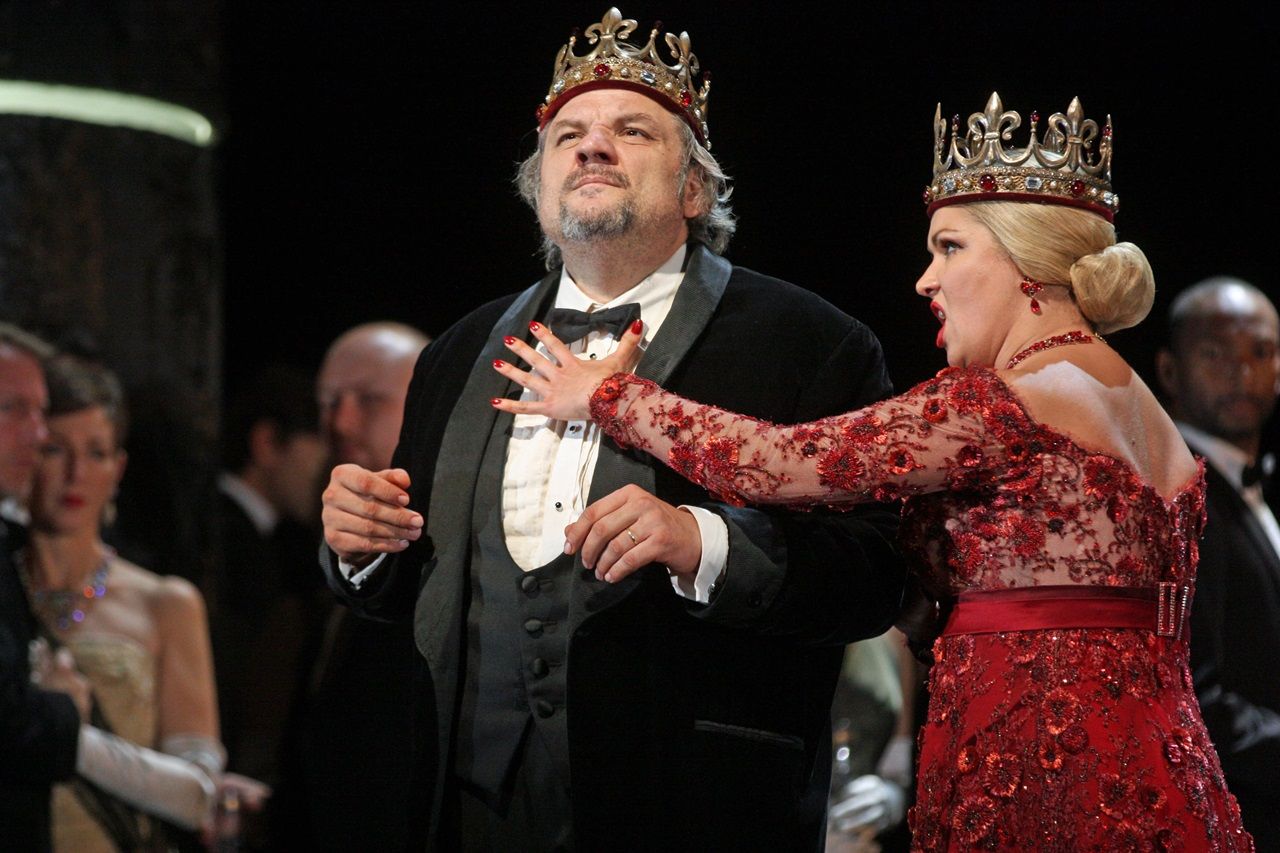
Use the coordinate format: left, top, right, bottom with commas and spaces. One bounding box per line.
0, 322, 54, 361
515, 119, 736, 270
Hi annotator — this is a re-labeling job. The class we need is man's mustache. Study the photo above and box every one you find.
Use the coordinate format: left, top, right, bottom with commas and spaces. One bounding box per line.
564, 166, 630, 192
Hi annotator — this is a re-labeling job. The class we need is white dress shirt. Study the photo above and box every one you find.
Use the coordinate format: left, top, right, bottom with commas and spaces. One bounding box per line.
347, 244, 728, 602
217, 471, 279, 537
1178, 421, 1280, 559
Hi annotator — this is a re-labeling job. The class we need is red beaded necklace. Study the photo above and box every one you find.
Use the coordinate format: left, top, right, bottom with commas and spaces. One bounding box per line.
1004, 330, 1099, 370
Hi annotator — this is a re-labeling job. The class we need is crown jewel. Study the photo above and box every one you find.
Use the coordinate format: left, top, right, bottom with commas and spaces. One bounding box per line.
924, 92, 1117, 221
537, 8, 712, 148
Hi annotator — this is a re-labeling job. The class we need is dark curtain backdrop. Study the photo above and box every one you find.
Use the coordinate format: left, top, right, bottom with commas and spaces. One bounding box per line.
0, 0, 1273, 511
223, 2, 1277, 459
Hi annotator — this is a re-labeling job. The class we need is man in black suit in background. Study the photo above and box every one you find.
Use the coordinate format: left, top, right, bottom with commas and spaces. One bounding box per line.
1157, 278, 1280, 850
279, 322, 429, 851
206, 365, 326, 830
0, 324, 88, 851
320, 9, 903, 850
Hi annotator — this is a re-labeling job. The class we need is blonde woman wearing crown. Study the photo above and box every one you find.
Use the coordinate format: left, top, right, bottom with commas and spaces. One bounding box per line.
493, 94, 1253, 851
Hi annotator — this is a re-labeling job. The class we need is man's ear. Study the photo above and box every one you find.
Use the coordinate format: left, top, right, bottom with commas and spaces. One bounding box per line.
248, 420, 282, 467
1154, 349, 1178, 400
681, 168, 707, 220
112, 449, 128, 490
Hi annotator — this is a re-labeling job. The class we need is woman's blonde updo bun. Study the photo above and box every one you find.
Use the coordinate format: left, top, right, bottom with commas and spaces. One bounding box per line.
962, 202, 1155, 334
1067, 242, 1154, 334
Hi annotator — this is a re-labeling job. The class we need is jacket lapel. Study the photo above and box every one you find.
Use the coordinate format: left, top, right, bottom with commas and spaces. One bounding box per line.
569, 244, 733, 626
1201, 458, 1280, 575
416, 272, 558, 671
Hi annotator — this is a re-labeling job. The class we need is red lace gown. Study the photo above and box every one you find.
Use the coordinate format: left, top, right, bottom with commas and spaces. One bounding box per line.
589, 365, 1253, 851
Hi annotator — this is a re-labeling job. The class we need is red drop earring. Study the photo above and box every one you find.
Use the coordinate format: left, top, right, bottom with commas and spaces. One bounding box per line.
1020, 277, 1044, 314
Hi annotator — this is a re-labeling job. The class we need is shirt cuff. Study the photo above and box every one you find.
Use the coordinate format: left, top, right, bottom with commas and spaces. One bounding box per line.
341, 553, 386, 589
669, 505, 728, 604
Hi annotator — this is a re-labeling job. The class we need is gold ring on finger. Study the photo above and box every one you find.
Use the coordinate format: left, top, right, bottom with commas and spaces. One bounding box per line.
625, 528, 638, 546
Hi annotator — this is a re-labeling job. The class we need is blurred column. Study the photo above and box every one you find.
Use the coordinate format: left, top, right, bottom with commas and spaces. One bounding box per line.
0, 1, 222, 582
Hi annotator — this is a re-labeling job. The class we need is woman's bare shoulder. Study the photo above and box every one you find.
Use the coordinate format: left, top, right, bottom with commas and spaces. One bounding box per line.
1003, 351, 1197, 494
124, 567, 208, 631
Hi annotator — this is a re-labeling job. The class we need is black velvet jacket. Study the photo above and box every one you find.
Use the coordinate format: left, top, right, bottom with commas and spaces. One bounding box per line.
323, 245, 905, 851
0, 517, 81, 852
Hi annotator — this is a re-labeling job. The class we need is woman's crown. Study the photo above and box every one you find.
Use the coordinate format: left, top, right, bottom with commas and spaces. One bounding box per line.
536, 8, 712, 148
924, 92, 1117, 221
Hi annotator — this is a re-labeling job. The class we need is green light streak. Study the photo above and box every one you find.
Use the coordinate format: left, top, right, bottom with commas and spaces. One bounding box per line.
0, 80, 215, 147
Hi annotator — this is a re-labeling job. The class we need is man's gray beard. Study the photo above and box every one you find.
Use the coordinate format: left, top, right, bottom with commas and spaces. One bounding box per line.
557, 199, 636, 242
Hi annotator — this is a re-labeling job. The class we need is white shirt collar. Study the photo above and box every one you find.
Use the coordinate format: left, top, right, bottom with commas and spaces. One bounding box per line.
555, 244, 687, 323
0, 496, 28, 526
217, 472, 279, 536
1176, 421, 1253, 491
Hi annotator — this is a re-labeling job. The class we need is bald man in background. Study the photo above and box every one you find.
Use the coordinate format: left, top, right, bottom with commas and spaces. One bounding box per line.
1157, 278, 1280, 849
317, 323, 430, 472
278, 322, 430, 851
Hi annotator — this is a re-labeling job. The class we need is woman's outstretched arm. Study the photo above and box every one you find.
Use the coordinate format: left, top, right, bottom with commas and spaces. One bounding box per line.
492, 321, 1011, 509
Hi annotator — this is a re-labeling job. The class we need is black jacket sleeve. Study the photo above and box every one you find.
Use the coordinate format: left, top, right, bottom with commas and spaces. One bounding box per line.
0, 620, 81, 783
320, 299, 511, 623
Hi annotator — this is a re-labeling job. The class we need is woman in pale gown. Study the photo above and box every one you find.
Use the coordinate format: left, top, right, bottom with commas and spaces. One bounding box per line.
489, 95, 1254, 850
23, 355, 263, 850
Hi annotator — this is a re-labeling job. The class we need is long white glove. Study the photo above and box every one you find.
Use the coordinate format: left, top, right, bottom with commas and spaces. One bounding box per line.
875, 734, 913, 789
828, 774, 907, 836
75, 727, 217, 830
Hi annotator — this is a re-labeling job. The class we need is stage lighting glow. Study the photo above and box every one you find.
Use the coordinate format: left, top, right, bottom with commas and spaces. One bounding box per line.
0, 80, 215, 146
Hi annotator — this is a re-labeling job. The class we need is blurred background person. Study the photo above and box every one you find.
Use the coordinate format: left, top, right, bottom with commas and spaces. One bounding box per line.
206, 365, 325, 795
277, 321, 429, 850
0, 324, 87, 851
315, 323, 430, 472
825, 633, 918, 853
1157, 277, 1280, 850
24, 353, 266, 850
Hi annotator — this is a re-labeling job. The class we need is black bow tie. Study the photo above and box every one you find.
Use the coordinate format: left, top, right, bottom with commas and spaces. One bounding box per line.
1242, 453, 1276, 489
543, 303, 641, 345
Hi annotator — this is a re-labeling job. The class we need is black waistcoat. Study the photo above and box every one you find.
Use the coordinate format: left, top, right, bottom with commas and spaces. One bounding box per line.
452, 408, 574, 802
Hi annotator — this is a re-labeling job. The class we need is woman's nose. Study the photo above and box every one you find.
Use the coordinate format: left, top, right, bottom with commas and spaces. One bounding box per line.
915, 269, 938, 298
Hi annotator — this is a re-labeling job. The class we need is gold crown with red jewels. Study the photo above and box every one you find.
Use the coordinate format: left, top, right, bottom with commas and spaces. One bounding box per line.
536, 7, 712, 148
923, 92, 1117, 221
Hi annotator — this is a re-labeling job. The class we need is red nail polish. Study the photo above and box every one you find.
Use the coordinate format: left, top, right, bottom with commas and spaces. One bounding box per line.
493, 359, 505, 369
491, 397, 502, 406
503, 335, 516, 345
630, 319, 643, 335
529, 321, 541, 332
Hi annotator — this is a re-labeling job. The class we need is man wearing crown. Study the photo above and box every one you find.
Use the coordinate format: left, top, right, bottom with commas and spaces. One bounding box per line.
318, 9, 903, 850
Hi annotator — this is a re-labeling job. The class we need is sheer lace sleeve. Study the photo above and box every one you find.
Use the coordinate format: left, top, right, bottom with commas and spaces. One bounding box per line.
589, 367, 1026, 509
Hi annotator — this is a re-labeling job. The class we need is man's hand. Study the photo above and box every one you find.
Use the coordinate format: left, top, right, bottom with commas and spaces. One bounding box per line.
894, 574, 943, 663
563, 484, 701, 583
206, 772, 271, 847
321, 465, 423, 567
31, 640, 92, 722
829, 774, 907, 836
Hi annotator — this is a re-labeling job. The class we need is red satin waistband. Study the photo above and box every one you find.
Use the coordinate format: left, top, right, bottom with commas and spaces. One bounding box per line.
941, 584, 1189, 638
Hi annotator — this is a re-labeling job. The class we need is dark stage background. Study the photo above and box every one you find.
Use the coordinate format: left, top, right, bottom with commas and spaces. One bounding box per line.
223, 0, 1276, 445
